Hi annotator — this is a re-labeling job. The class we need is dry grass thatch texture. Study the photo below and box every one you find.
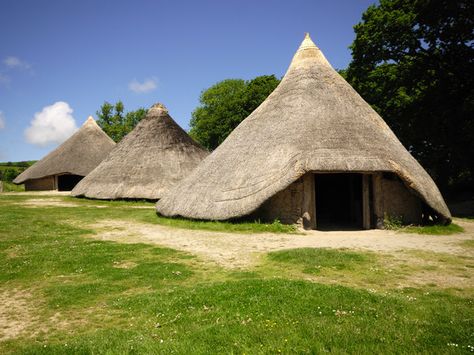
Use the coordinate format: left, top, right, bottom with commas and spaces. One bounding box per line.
13, 117, 115, 184
156, 34, 451, 223
71, 104, 209, 200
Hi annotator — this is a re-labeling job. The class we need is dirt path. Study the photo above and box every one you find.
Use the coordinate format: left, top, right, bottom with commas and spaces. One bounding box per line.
91, 219, 474, 268
6, 193, 473, 268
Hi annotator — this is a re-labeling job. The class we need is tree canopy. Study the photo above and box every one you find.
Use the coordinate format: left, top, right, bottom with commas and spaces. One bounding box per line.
346, 0, 474, 194
189, 75, 280, 150
96, 101, 147, 143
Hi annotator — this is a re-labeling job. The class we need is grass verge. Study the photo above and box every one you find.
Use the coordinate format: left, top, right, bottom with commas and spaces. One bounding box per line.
155, 214, 297, 234
401, 223, 464, 235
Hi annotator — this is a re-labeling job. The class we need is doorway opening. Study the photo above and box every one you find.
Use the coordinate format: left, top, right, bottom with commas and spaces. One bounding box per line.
315, 173, 363, 230
57, 174, 84, 191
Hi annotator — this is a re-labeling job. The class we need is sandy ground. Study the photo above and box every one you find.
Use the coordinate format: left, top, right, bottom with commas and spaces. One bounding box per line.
0, 289, 37, 341
91, 219, 474, 268
14, 198, 87, 208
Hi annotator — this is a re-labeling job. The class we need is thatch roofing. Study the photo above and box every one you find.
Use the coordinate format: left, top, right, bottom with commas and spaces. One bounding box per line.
14, 117, 115, 184
156, 33, 451, 223
71, 103, 209, 200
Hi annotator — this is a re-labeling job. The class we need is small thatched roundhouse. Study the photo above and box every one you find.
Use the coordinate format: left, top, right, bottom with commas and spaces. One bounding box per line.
156, 34, 451, 229
14, 117, 115, 191
71, 103, 209, 200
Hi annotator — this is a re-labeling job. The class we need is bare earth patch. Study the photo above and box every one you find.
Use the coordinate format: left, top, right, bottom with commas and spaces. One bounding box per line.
0, 289, 38, 341
15, 198, 106, 208
0, 288, 120, 342
113, 261, 138, 269
16, 198, 81, 208
89, 219, 474, 269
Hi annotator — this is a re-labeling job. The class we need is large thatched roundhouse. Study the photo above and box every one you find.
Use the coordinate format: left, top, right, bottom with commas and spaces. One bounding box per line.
156, 34, 451, 229
72, 103, 209, 200
14, 117, 115, 191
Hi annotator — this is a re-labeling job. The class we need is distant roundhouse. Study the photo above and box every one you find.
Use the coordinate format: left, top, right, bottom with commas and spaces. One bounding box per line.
71, 103, 209, 200
14, 117, 115, 191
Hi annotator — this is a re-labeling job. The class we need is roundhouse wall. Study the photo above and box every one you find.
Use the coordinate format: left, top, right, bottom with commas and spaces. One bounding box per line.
252, 173, 315, 228
380, 175, 422, 225
254, 177, 304, 225
253, 172, 422, 229
24, 176, 56, 191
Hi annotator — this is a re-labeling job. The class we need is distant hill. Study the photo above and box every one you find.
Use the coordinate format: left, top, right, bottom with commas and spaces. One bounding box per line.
0, 160, 37, 168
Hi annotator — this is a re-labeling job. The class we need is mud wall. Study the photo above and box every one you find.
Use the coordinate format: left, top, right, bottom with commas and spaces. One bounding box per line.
381, 175, 422, 225
254, 178, 305, 225
24, 176, 55, 191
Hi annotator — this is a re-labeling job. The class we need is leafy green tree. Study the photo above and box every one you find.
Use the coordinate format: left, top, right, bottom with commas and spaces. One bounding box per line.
190, 75, 280, 150
2, 168, 19, 182
96, 101, 147, 143
346, 0, 474, 193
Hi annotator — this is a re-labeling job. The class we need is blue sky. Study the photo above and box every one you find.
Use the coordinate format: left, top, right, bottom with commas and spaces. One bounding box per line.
0, 0, 377, 162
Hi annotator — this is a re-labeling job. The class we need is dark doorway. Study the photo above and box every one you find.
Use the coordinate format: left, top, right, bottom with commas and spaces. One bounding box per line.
57, 174, 84, 191
315, 173, 363, 230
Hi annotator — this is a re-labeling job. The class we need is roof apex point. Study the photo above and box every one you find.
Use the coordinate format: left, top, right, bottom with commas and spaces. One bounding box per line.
151, 103, 168, 114
298, 32, 318, 51
84, 116, 97, 126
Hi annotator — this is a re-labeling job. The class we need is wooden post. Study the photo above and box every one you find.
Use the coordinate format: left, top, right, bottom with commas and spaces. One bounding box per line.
362, 174, 371, 229
372, 173, 384, 229
302, 173, 316, 230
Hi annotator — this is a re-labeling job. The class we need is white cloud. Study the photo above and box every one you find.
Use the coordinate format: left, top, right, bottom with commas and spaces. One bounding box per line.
25, 102, 78, 147
4, 56, 31, 70
129, 77, 157, 93
0, 111, 5, 129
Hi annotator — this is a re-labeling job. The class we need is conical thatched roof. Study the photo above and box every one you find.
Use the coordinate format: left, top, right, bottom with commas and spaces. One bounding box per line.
14, 117, 115, 184
156, 34, 451, 223
71, 103, 209, 200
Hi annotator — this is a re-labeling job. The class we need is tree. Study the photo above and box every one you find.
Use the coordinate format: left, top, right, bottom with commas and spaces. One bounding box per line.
96, 101, 147, 143
2, 168, 19, 182
189, 75, 280, 150
346, 0, 474, 194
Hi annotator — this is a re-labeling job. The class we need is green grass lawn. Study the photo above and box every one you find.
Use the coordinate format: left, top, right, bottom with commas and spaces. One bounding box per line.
0, 182, 24, 192
0, 194, 473, 354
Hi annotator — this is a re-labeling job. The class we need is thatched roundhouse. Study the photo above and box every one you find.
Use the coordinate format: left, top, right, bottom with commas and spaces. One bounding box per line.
14, 117, 115, 191
156, 34, 451, 229
71, 103, 209, 200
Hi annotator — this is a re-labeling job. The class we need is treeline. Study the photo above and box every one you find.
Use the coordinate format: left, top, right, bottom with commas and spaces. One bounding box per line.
0, 161, 36, 182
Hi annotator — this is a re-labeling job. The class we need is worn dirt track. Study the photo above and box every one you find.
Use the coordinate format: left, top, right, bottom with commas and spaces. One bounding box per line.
6, 193, 474, 268
91, 219, 474, 268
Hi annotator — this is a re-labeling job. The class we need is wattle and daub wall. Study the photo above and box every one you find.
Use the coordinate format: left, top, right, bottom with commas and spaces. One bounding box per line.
253, 172, 422, 229
24, 176, 56, 191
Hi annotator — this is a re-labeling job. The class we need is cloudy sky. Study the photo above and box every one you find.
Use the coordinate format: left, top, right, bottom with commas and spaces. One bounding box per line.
0, 0, 376, 162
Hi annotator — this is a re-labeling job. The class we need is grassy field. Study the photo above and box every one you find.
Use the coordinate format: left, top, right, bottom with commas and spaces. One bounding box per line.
0, 194, 473, 354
